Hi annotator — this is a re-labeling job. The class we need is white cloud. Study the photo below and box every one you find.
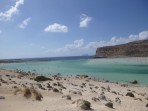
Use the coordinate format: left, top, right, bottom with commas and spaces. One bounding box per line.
85, 30, 148, 49
0, 0, 24, 21
44, 23, 68, 32
46, 39, 84, 53
45, 30, 148, 55
64, 39, 84, 50
80, 14, 92, 28
139, 31, 148, 40
19, 17, 31, 29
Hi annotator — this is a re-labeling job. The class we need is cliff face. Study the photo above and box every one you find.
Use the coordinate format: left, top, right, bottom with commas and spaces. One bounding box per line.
95, 40, 148, 57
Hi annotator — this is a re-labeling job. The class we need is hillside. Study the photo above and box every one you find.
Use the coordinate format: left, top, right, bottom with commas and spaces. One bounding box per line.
95, 40, 148, 57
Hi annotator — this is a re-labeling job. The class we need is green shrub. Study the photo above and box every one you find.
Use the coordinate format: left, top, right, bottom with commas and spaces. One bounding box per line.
34, 76, 52, 82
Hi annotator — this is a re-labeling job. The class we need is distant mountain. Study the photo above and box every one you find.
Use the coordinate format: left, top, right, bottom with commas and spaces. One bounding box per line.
95, 40, 148, 57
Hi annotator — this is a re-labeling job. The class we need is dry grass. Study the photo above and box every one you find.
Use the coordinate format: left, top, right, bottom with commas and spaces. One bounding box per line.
23, 87, 31, 99
30, 88, 43, 101
14, 87, 43, 101
14, 88, 22, 95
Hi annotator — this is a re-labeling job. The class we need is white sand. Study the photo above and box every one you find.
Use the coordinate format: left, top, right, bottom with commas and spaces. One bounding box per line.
0, 69, 148, 111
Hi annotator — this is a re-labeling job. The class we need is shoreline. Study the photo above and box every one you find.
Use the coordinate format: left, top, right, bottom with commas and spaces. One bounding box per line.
0, 67, 148, 87
0, 69, 148, 111
0, 56, 93, 63
0, 56, 148, 64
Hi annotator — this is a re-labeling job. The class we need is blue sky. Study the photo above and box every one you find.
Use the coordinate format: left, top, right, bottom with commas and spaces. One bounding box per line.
0, 0, 148, 59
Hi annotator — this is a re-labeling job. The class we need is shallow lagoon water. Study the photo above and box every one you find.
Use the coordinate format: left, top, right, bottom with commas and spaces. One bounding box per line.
0, 57, 148, 85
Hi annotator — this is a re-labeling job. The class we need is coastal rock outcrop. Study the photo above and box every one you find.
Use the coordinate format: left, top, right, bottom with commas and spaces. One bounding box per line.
95, 40, 148, 57
130, 80, 138, 84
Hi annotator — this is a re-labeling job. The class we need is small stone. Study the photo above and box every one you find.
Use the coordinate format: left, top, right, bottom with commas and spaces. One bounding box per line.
85, 80, 89, 82
126, 92, 135, 97
76, 99, 91, 110
57, 82, 62, 87
98, 95, 107, 101
111, 91, 117, 94
107, 85, 110, 91
145, 97, 148, 100
100, 92, 104, 95
80, 75, 88, 78
101, 86, 105, 89
132, 90, 136, 93
52, 83, 57, 86
138, 93, 146, 96
69, 90, 77, 94
61, 86, 66, 89
134, 98, 142, 101
92, 97, 99, 102
130, 80, 138, 84
121, 84, 128, 87
95, 86, 99, 89
77, 91, 82, 95
105, 102, 113, 108
62, 95, 71, 100
53, 88, 59, 92
146, 103, 148, 107
2, 81, 7, 84
40, 87, 46, 90
12, 86, 18, 88
127, 89, 131, 91
82, 83, 86, 86
115, 97, 121, 104
105, 80, 109, 82
89, 84, 94, 86
90, 90, 97, 94
47, 85, 52, 89
0, 96, 5, 99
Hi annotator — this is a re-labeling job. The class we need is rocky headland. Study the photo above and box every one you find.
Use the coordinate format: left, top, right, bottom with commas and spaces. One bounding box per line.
95, 40, 148, 58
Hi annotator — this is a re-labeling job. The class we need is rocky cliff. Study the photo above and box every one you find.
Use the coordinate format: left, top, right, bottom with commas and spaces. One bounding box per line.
95, 40, 148, 57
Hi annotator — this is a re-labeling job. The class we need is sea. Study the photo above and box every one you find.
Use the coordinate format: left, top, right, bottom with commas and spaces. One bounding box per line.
0, 56, 148, 86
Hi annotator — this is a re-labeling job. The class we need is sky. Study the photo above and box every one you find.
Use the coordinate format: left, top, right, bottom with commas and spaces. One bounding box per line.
0, 0, 148, 59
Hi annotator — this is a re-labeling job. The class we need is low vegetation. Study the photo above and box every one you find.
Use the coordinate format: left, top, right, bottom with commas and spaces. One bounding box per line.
14, 87, 43, 101
31, 88, 43, 101
23, 87, 32, 99
34, 76, 52, 82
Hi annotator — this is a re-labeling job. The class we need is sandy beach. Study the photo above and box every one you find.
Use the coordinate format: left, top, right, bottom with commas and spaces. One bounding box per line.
0, 69, 148, 111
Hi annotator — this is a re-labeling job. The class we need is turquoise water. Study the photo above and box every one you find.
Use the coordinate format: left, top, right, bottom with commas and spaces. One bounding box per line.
0, 57, 148, 85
